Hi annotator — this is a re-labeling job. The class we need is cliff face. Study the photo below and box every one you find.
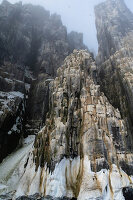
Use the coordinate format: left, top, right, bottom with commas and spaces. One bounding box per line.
0, 0, 86, 162
0, 0, 86, 73
95, 0, 133, 149
1, 50, 132, 200
0, 62, 34, 161
0, 0, 133, 200
95, 0, 133, 63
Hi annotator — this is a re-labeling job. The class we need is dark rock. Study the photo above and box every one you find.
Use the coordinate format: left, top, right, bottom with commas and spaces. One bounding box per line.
123, 187, 133, 200
95, 0, 133, 157
0, 190, 15, 200
0, 194, 12, 200
16, 194, 76, 200
0, 0, 86, 162
0, 92, 24, 162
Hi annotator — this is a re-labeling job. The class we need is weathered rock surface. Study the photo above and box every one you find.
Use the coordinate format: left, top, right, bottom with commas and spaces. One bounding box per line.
0, 192, 75, 200
0, 50, 132, 200
0, 0, 133, 199
0, 91, 23, 162
0, 0, 86, 162
0, 0, 86, 73
0, 61, 33, 162
95, 0, 133, 146
95, 0, 133, 63
16, 193, 75, 200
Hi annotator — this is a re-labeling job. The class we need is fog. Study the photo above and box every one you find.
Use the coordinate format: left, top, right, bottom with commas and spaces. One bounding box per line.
0, 0, 133, 54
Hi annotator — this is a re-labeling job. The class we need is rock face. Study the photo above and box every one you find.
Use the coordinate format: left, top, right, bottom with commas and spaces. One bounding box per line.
0, 0, 86, 72
0, 0, 86, 162
0, 90, 24, 162
1, 50, 132, 200
95, 0, 133, 63
0, 0, 133, 200
95, 0, 133, 146
0, 61, 33, 162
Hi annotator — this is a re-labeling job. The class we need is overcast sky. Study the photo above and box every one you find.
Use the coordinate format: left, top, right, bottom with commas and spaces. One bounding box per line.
0, 0, 133, 54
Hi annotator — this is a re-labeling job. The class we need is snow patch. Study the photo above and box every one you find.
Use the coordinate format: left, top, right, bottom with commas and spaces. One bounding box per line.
23, 135, 35, 145
6, 155, 132, 200
0, 142, 33, 195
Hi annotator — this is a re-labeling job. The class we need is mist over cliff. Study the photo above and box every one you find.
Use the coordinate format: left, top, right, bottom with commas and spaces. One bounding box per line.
0, 0, 132, 55
0, 0, 133, 200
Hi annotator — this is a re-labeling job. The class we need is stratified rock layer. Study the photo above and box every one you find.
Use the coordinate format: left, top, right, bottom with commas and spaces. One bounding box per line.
95, 0, 133, 148
1, 50, 132, 200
